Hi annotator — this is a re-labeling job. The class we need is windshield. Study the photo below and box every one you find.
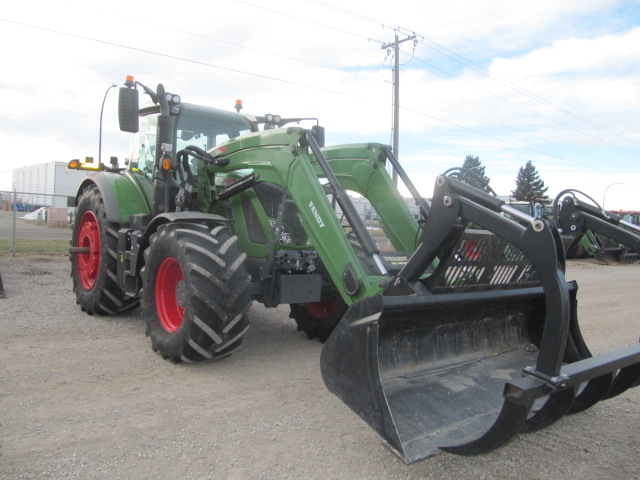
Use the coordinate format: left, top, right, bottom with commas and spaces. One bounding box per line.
176, 105, 253, 153
128, 105, 254, 179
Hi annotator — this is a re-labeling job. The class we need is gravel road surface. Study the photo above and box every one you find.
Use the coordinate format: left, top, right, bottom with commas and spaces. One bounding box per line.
0, 256, 638, 480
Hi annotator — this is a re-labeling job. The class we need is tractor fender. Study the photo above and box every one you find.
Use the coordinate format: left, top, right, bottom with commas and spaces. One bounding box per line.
142, 213, 231, 250
133, 212, 231, 278
75, 172, 151, 225
145, 212, 230, 235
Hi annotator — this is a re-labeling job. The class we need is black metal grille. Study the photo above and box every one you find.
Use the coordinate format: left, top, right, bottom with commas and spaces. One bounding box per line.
432, 230, 539, 292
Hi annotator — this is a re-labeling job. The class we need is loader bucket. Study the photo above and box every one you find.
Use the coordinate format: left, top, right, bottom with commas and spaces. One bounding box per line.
594, 247, 624, 264
594, 247, 638, 265
321, 285, 569, 462
320, 281, 640, 463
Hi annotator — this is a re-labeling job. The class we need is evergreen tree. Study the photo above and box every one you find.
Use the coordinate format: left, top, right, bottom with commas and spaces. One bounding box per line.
512, 160, 549, 202
460, 155, 491, 191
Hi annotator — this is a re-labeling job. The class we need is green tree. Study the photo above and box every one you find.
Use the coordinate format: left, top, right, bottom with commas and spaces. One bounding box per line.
460, 155, 491, 191
512, 160, 549, 202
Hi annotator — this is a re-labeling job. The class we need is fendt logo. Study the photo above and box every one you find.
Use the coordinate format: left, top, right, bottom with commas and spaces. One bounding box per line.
308, 201, 325, 228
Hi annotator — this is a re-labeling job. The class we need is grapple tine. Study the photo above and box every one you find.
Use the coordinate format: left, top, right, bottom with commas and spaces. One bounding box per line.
440, 375, 549, 455
520, 386, 576, 433
566, 374, 614, 414
603, 363, 640, 400
439, 398, 529, 456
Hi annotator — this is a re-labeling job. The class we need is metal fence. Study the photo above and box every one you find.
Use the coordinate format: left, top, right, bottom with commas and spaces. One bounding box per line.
0, 190, 75, 257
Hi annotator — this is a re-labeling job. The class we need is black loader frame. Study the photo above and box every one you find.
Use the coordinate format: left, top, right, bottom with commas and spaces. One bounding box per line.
555, 191, 640, 264
321, 163, 640, 462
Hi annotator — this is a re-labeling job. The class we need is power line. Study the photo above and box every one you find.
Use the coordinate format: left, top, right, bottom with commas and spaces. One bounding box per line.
236, 1, 637, 170
0, 17, 634, 176
298, 0, 640, 152
234, 0, 385, 45
408, 53, 640, 160
103, 11, 390, 86
0, 18, 362, 98
416, 38, 640, 150
422, 90, 633, 170
399, 105, 620, 175
301, 0, 418, 40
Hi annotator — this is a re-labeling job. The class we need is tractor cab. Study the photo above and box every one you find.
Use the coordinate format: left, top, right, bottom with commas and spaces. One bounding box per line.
126, 103, 256, 180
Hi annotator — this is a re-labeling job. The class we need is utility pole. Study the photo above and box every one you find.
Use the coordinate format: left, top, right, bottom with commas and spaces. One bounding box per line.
382, 32, 416, 184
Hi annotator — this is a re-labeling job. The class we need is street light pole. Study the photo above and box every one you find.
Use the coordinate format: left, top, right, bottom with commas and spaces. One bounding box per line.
602, 182, 624, 210
99, 84, 118, 165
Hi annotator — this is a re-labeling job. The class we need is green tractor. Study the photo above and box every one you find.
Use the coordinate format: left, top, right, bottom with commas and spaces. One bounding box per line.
69, 77, 640, 463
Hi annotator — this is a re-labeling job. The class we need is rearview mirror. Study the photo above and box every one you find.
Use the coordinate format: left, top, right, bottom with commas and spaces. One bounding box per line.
118, 87, 139, 133
312, 125, 325, 148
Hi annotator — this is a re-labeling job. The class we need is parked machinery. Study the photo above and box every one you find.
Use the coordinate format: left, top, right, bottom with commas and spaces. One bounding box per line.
554, 190, 640, 264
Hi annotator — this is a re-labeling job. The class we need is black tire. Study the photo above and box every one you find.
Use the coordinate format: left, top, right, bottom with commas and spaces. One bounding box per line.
70, 184, 139, 315
141, 222, 252, 363
289, 295, 348, 342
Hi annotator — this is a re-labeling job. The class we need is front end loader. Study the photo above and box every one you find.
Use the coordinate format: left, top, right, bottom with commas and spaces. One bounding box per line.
69, 78, 640, 464
554, 190, 640, 264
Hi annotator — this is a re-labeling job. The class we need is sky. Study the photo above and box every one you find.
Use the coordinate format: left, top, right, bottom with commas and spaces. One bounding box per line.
1, 0, 639, 210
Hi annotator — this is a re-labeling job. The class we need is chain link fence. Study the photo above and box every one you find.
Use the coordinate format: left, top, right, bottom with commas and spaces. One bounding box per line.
0, 190, 75, 257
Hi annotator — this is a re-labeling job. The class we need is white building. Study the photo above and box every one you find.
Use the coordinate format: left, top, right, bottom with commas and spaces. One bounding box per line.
12, 162, 92, 208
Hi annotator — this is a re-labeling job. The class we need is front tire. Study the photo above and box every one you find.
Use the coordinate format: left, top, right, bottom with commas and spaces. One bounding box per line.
141, 222, 252, 363
70, 184, 139, 315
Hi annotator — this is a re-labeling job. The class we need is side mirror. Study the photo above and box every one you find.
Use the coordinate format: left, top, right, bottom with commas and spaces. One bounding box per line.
118, 87, 139, 133
312, 125, 325, 148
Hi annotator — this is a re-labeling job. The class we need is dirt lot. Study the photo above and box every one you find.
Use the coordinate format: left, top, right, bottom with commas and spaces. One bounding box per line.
0, 256, 638, 480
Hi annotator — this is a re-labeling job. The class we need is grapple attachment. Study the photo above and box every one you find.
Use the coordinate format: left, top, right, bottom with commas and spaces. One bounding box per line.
555, 191, 640, 264
594, 245, 639, 265
321, 175, 640, 463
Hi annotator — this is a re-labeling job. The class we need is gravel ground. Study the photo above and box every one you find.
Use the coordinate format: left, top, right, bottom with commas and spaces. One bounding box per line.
0, 256, 638, 480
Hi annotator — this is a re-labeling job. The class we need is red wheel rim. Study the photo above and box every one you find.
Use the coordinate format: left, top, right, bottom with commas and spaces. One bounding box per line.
155, 257, 185, 333
306, 300, 339, 319
463, 240, 481, 260
76, 211, 101, 290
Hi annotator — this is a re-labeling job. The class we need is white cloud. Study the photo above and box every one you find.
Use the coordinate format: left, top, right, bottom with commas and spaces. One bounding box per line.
491, 27, 640, 76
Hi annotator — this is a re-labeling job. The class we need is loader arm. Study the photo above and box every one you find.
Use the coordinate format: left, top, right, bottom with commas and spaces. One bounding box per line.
558, 195, 640, 255
318, 143, 422, 253
209, 127, 388, 305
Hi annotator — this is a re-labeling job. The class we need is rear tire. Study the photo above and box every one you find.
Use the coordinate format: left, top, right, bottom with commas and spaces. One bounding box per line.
290, 296, 348, 342
141, 222, 252, 363
70, 184, 139, 315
